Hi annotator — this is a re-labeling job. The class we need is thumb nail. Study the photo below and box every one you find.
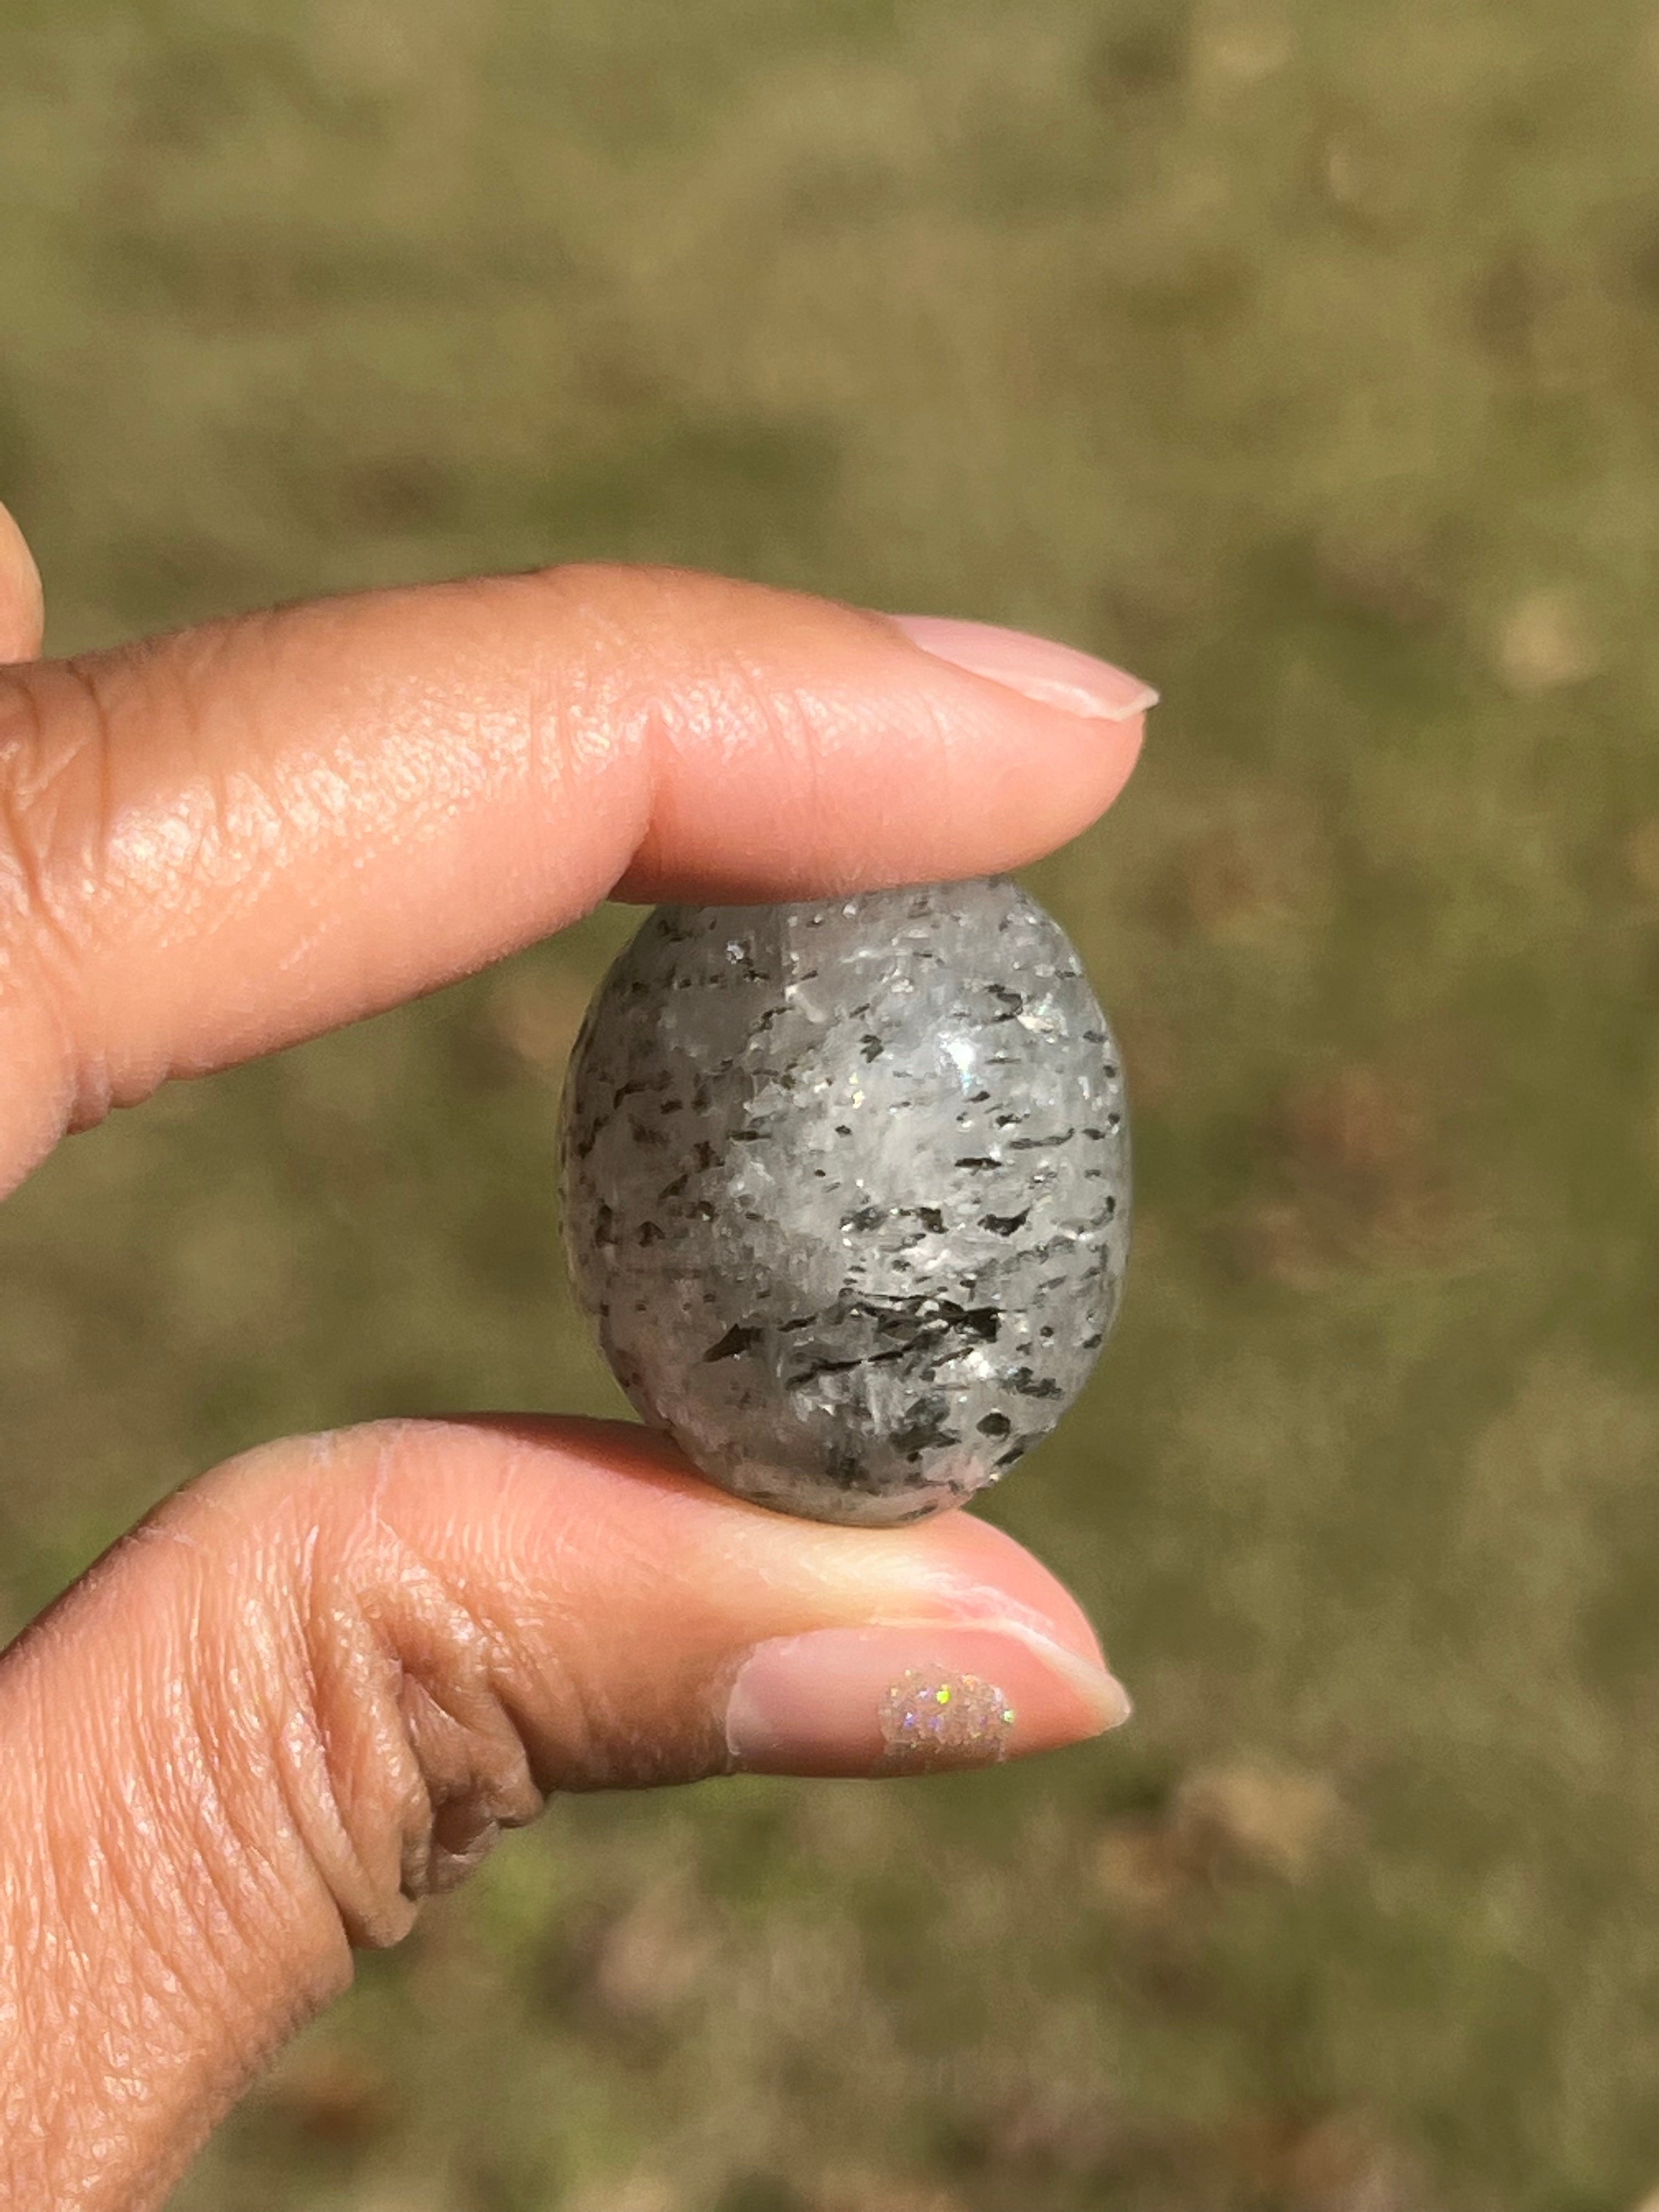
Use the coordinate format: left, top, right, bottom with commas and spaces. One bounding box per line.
887, 614, 1158, 724
723, 1623, 1132, 1779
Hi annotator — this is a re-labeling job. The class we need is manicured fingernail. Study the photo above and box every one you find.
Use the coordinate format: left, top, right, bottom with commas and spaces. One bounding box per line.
888, 615, 1159, 723
724, 1624, 1132, 1779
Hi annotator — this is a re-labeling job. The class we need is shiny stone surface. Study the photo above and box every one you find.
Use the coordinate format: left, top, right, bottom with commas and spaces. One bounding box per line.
560, 877, 1130, 1526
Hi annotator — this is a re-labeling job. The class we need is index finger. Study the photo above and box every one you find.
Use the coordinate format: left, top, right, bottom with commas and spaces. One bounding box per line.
0, 563, 1152, 1189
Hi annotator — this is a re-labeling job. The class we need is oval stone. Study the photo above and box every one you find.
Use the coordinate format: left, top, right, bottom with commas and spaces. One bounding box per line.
560, 877, 1129, 1526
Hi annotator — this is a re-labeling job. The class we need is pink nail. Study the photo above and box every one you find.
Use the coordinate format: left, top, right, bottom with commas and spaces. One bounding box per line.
723, 1624, 1132, 1779
888, 614, 1159, 723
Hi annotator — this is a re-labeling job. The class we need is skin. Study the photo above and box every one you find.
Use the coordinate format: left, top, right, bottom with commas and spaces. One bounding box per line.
0, 503, 1146, 2210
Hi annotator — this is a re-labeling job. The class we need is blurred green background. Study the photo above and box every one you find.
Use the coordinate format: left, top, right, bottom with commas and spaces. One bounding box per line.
4, 1, 1659, 2205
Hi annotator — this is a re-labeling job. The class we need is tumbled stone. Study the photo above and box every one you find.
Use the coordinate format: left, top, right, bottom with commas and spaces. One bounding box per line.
560, 877, 1130, 1527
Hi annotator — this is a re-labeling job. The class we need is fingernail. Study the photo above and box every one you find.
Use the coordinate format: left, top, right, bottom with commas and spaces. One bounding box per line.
888, 615, 1159, 723
724, 1624, 1132, 1779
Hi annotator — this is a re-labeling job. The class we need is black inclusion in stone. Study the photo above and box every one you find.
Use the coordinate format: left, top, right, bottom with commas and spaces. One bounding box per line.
703, 1324, 764, 1362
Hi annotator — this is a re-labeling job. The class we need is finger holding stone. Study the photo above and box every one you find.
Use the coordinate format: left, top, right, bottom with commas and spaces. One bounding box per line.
0, 563, 1152, 1192
0, 1413, 1128, 2210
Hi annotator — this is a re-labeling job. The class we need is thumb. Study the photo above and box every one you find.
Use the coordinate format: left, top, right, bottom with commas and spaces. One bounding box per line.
0, 1417, 1127, 2212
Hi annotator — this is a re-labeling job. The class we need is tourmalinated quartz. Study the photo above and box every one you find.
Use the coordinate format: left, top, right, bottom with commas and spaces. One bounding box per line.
560, 877, 1130, 1527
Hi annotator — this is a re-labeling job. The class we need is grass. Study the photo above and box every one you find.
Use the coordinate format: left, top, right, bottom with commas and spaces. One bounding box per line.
3, 1, 1659, 2205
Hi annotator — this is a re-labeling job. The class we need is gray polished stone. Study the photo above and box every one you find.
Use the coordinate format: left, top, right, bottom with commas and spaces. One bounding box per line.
560, 877, 1130, 1526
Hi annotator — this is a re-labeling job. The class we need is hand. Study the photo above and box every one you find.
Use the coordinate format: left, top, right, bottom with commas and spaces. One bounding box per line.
0, 501, 1152, 2211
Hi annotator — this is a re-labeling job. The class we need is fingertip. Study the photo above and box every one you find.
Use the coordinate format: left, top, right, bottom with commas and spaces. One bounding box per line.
883, 1501, 1116, 1677
610, 585, 1150, 905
